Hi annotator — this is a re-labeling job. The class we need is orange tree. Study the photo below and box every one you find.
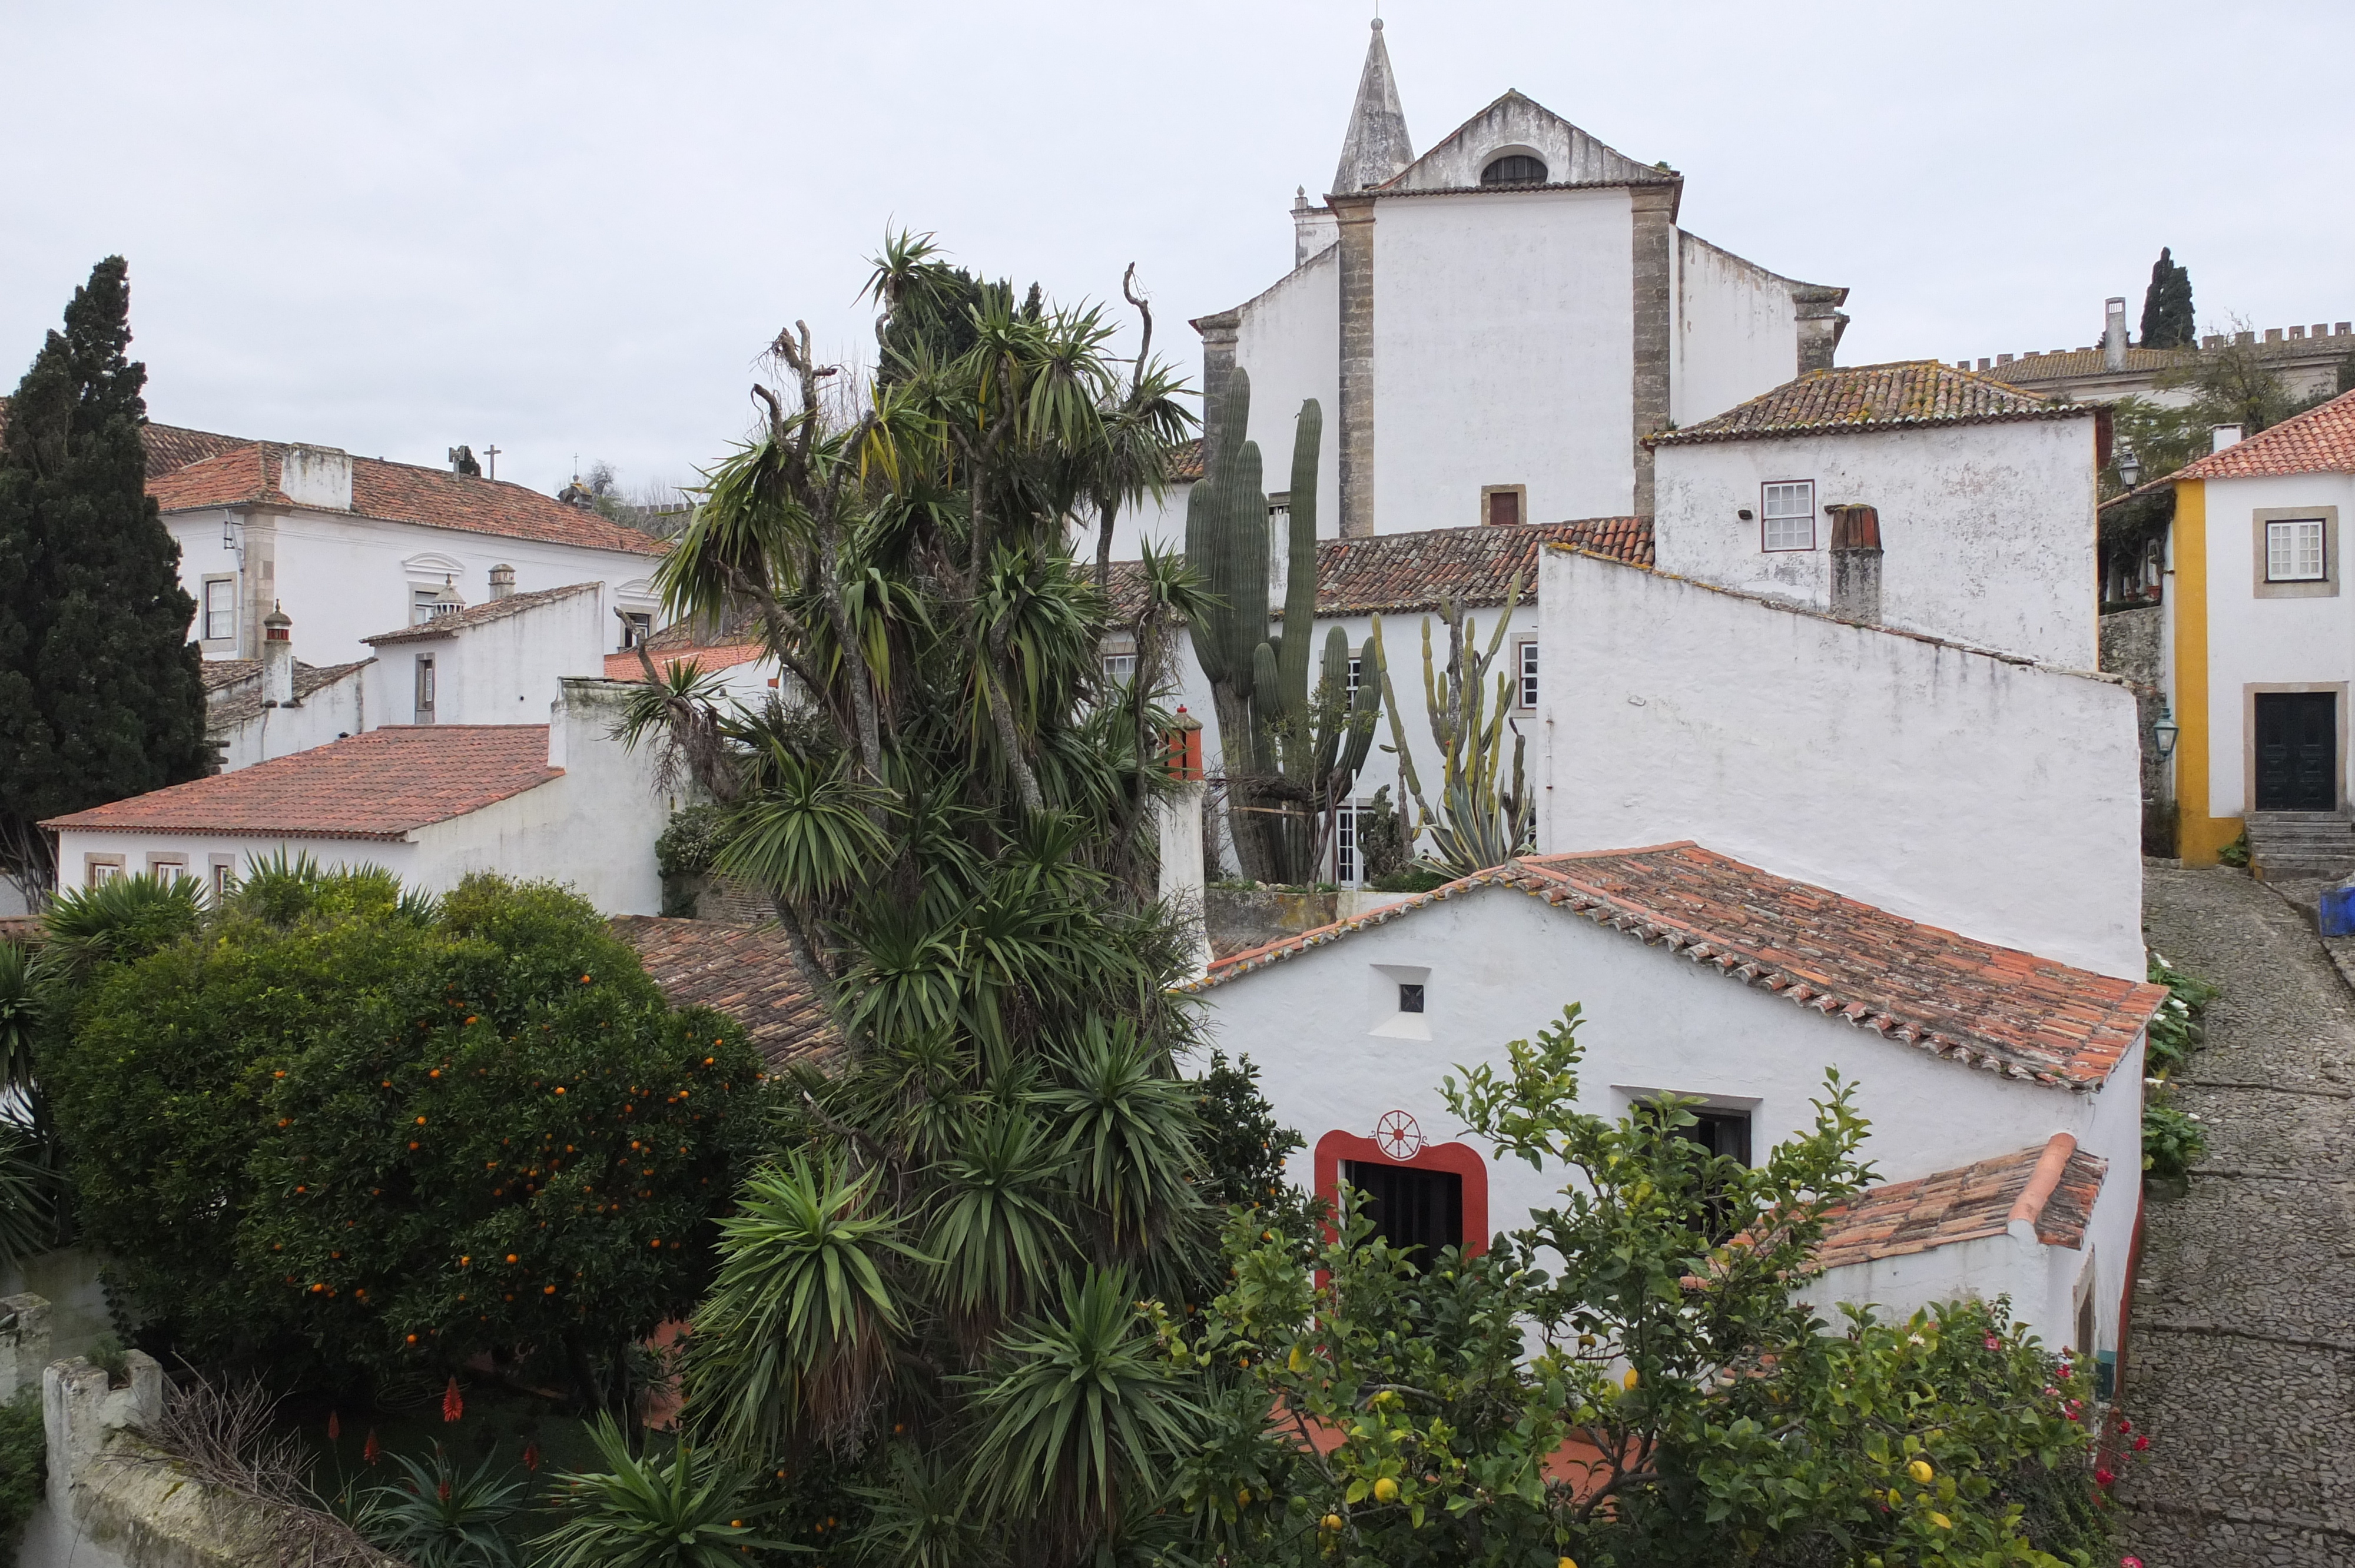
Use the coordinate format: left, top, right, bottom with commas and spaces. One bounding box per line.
44, 864, 769, 1404
1157, 1007, 2118, 1568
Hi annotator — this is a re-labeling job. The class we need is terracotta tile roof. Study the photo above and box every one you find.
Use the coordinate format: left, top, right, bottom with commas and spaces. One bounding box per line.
42, 725, 560, 841
0, 917, 38, 946
366, 583, 603, 646
1558, 516, 1653, 567
1812, 1134, 2106, 1270
1164, 439, 1203, 484
199, 659, 262, 695
1972, 346, 2197, 384
611, 916, 842, 1072
207, 660, 372, 726
2171, 387, 2355, 480
0, 399, 257, 480
149, 446, 668, 557
1191, 843, 2167, 1089
603, 642, 768, 682
1651, 361, 2089, 447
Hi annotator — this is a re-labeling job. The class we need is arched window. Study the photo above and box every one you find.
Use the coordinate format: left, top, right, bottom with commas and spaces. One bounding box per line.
1481, 153, 1548, 185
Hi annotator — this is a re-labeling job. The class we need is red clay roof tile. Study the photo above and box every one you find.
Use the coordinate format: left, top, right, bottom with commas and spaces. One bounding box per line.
366, 583, 603, 646
610, 916, 841, 1072
2171, 387, 2355, 480
42, 726, 560, 841
1193, 843, 2167, 1089
1653, 361, 2088, 447
1812, 1134, 2107, 1270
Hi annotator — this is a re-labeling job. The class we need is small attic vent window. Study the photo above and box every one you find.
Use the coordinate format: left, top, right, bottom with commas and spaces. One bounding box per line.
1481, 154, 1548, 185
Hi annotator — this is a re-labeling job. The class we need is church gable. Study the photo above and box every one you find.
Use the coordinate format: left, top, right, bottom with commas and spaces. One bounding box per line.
1382, 90, 1677, 198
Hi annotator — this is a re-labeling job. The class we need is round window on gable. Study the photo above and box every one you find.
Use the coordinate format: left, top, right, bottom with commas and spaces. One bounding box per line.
1481, 153, 1549, 185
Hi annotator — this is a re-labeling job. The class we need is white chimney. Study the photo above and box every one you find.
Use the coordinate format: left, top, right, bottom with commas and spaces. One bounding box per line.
261, 603, 294, 705
278, 446, 353, 510
2212, 424, 2244, 453
489, 563, 516, 600
2102, 297, 2128, 372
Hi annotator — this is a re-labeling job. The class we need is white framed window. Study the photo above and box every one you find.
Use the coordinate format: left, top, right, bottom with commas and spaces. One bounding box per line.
411, 588, 443, 626
1101, 652, 1137, 685
1515, 638, 1539, 711
201, 577, 236, 642
85, 855, 124, 886
619, 611, 654, 649
2267, 518, 2327, 582
1336, 803, 1361, 886
208, 855, 238, 903
1762, 481, 1816, 552
145, 854, 186, 883
1345, 652, 1364, 703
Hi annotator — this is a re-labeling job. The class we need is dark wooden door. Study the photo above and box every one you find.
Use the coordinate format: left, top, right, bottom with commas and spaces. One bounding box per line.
2255, 692, 2336, 810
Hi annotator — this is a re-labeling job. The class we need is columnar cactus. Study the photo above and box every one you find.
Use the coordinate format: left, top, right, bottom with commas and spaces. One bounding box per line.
1185, 373, 1380, 883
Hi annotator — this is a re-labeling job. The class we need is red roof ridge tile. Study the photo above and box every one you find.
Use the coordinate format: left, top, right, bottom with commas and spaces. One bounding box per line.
1187, 845, 2167, 1090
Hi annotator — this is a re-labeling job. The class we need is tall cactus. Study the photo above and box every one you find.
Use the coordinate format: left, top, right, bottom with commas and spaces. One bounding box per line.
1364, 581, 1534, 878
1186, 373, 1381, 883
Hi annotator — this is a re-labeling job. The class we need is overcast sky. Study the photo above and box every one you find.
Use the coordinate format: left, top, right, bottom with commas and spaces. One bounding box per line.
5, 1, 2349, 501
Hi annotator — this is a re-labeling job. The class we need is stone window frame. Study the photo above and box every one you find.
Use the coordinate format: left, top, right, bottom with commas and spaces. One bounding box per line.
144, 852, 187, 883
84, 854, 124, 887
199, 574, 238, 644
2240, 681, 2349, 817
1480, 484, 1527, 528
208, 854, 238, 904
2250, 506, 2339, 599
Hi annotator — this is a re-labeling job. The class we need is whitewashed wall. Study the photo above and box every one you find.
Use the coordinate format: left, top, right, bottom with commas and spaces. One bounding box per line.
1653, 417, 2101, 668
1671, 234, 1802, 427
171, 506, 663, 666
1184, 883, 2143, 1354
1087, 481, 1196, 567
1537, 549, 2144, 978
214, 667, 369, 771
1372, 188, 1635, 529
361, 588, 610, 728
2188, 470, 2355, 818
1232, 251, 1342, 537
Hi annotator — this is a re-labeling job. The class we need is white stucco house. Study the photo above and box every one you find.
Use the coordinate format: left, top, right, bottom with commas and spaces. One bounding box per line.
361, 582, 614, 728
2152, 388, 2355, 866
150, 438, 670, 669
1182, 844, 2166, 1373
1649, 360, 2105, 668
45, 679, 679, 915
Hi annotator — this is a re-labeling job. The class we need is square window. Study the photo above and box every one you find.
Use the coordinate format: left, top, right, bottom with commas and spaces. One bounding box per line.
1515, 639, 1539, 710
620, 611, 654, 649
145, 855, 186, 883
202, 578, 236, 641
85, 856, 124, 886
2267, 519, 2326, 582
1398, 982, 1425, 1014
1485, 488, 1521, 527
1762, 481, 1816, 552
1101, 652, 1137, 685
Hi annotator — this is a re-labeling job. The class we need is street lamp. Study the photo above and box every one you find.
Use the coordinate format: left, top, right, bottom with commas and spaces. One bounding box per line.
2117, 448, 2143, 488
2151, 699, 2180, 762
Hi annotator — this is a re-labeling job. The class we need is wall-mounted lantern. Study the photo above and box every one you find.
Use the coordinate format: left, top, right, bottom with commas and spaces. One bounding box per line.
2151, 700, 2180, 762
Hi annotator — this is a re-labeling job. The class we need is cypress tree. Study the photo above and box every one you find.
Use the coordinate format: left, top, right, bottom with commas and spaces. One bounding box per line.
2140, 246, 2196, 350
0, 257, 210, 897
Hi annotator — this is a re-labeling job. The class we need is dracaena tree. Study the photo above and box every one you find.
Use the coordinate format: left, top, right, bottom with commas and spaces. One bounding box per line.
619, 236, 1253, 1567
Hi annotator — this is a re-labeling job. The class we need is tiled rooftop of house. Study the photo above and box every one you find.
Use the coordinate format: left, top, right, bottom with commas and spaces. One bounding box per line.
42, 725, 560, 841
1164, 439, 1203, 483
1193, 843, 2168, 1089
365, 583, 604, 645
602, 642, 767, 682
1651, 361, 2087, 447
149, 446, 668, 557
2171, 387, 2355, 480
1971, 324, 2351, 385
207, 660, 372, 726
199, 659, 262, 695
611, 916, 841, 1072
0, 403, 254, 477
1107, 520, 1626, 623
1812, 1134, 2105, 1270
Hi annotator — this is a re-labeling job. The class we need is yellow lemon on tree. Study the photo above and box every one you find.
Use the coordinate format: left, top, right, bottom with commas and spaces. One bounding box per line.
1372, 1477, 1399, 1504
1289, 1344, 1309, 1374
1621, 1368, 1640, 1391
1886, 1488, 1903, 1509
1558, 1558, 1578, 1568
1929, 1512, 1952, 1530
1321, 1514, 1344, 1533
1907, 1459, 1933, 1485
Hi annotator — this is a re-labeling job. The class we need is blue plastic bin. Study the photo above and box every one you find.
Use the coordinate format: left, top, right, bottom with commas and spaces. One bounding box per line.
2321, 884, 2355, 938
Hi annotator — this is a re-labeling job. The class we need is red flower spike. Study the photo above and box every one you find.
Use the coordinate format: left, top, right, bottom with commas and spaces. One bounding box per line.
523, 1442, 540, 1473
363, 1429, 382, 1465
327, 1411, 340, 1441
442, 1376, 465, 1424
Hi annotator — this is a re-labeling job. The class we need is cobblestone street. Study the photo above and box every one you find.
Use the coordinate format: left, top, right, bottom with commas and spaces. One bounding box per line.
2121, 867, 2355, 1565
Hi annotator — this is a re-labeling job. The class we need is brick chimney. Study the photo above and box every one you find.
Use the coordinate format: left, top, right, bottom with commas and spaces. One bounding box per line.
261, 602, 295, 706
1825, 504, 1882, 624
2102, 297, 2128, 372
489, 563, 516, 600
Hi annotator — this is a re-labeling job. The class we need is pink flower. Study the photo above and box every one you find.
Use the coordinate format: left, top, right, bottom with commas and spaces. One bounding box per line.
1984, 1334, 2001, 1350
2122, 1555, 2143, 1567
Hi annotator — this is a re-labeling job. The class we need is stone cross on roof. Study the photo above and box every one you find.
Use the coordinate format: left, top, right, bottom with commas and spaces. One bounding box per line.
1332, 18, 1413, 195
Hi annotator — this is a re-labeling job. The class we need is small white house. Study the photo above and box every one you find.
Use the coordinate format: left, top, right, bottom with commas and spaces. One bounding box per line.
46, 679, 679, 915
1650, 361, 2104, 668
1181, 844, 2165, 1366
362, 582, 613, 727
2153, 390, 2355, 864
201, 604, 372, 772
152, 441, 669, 669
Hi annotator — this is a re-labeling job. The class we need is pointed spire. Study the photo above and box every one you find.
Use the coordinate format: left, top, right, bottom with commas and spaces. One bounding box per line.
1332, 18, 1412, 195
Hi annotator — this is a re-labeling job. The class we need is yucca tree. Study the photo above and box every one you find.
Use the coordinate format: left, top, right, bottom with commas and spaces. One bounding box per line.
626, 237, 1224, 1568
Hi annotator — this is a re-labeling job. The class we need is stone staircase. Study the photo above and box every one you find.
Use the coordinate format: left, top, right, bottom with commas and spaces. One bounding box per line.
2244, 810, 2355, 881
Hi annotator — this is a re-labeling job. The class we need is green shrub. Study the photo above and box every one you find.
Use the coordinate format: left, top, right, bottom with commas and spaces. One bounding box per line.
2145, 951, 2218, 1074
2143, 1098, 2207, 1182
529, 1414, 784, 1568
0, 1391, 42, 1567
2218, 832, 2250, 868
46, 869, 772, 1397
355, 1448, 523, 1568
1367, 862, 1451, 894
654, 806, 729, 879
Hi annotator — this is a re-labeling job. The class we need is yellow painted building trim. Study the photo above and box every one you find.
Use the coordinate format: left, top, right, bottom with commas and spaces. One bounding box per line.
2171, 479, 2239, 863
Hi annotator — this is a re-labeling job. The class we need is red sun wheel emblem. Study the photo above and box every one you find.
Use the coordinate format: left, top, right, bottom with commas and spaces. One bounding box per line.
1373, 1111, 1424, 1160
